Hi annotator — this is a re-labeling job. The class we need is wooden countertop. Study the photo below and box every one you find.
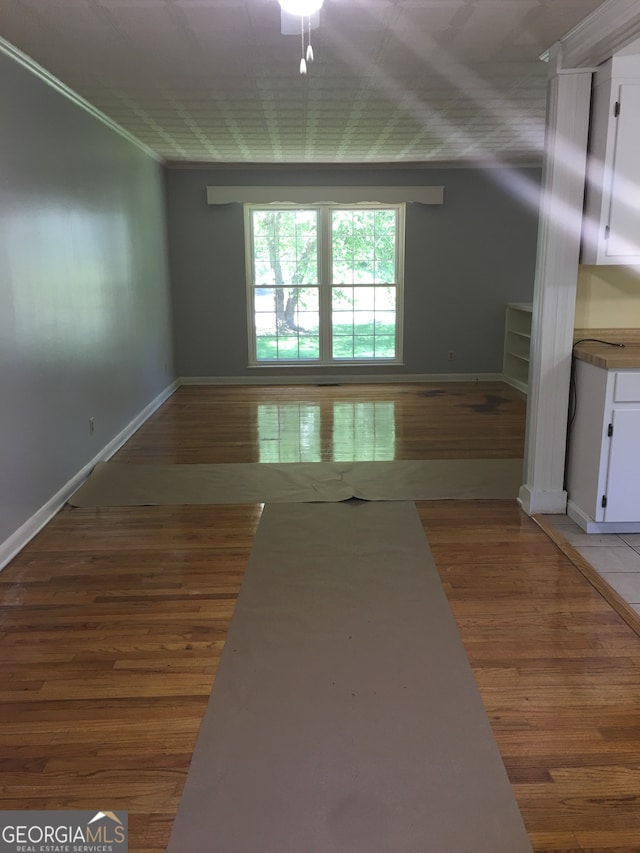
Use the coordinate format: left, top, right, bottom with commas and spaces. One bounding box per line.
573, 329, 640, 369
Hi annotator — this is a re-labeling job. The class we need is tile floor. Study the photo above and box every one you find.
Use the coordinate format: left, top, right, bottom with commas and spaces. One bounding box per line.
546, 514, 640, 616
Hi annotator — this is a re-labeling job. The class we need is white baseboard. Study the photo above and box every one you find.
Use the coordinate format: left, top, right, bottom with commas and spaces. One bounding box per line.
518, 484, 568, 515
502, 375, 528, 394
567, 500, 640, 534
180, 373, 505, 386
0, 379, 179, 572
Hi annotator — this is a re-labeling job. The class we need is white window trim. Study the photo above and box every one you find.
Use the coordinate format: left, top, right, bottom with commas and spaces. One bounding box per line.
244, 202, 405, 368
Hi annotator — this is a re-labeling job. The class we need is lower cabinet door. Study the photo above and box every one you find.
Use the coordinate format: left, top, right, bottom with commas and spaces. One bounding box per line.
604, 407, 640, 521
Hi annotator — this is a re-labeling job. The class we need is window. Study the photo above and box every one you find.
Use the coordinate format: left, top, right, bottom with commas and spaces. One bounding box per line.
245, 203, 404, 365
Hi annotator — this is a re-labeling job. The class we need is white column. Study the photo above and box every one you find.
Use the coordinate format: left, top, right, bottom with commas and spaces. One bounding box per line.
518, 62, 593, 515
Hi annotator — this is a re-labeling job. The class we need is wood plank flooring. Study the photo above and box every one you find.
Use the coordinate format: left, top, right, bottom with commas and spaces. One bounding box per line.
112, 381, 526, 463
2, 383, 640, 852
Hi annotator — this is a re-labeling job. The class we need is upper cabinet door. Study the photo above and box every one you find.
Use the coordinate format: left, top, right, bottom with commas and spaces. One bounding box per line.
606, 83, 640, 260
582, 54, 640, 265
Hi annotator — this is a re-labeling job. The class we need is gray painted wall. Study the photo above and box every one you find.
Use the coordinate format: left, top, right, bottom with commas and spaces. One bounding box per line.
166, 166, 541, 379
0, 50, 175, 549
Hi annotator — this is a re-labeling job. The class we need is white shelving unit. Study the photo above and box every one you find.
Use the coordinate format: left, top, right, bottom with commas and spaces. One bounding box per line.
503, 303, 532, 394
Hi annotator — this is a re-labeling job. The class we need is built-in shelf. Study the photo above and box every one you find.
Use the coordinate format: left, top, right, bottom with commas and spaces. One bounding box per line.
503, 302, 532, 394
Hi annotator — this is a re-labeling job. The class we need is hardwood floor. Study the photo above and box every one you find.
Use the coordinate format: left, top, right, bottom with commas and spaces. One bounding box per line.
2, 382, 640, 852
112, 381, 526, 463
419, 500, 640, 852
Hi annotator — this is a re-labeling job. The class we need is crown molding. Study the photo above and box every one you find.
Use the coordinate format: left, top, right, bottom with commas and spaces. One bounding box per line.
556, 0, 640, 69
0, 36, 162, 163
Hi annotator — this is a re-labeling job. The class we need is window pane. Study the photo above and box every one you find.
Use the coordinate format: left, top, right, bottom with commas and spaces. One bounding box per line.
375, 336, 395, 358
354, 287, 375, 310
299, 336, 320, 359
332, 287, 353, 311
332, 311, 353, 335
331, 285, 396, 360
331, 209, 396, 285
376, 310, 396, 329
297, 312, 319, 334
253, 209, 318, 286
353, 335, 375, 358
353, 313, 375, 334
277, 336, 298, 357
255, 260, 275, 286
254, 286, 320, 362
375, 287, 396, 311
332, 335, 354, 359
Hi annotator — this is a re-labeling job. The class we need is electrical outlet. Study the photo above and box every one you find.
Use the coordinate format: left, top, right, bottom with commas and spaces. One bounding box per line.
447, 350, 455, 361
89, 417, 95, 435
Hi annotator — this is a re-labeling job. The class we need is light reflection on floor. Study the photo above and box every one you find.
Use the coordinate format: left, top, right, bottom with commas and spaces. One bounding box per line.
257, 401, 396, 462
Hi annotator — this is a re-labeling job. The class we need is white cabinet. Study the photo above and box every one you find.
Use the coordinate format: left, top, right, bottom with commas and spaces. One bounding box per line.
502, 303, 532, 393
581, 53, 640, 265
566, 360, 640, 532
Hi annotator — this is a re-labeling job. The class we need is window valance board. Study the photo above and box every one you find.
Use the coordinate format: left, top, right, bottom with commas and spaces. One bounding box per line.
205, 186, 444, 205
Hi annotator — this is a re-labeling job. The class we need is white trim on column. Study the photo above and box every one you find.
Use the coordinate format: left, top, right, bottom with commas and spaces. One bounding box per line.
521, 2, 640, 517
519, 65, 592, 516
520, 485, 570, 515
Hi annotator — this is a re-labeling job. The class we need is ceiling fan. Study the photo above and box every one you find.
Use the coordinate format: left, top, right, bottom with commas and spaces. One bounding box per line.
279, 0, 324, 73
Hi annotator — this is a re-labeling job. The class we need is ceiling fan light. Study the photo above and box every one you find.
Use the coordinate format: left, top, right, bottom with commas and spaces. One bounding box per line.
279, 0, 324, 16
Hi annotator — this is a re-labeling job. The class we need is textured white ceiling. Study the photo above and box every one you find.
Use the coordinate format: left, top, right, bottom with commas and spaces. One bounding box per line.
1, 0, 605, 165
